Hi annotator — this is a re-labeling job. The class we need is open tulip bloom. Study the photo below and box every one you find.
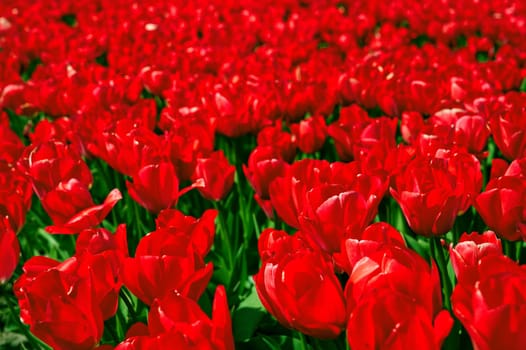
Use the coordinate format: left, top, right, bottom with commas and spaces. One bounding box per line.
2, 0, 526, 349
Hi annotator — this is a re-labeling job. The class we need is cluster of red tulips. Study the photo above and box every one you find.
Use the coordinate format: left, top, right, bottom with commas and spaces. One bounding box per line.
1, 0, 526, 349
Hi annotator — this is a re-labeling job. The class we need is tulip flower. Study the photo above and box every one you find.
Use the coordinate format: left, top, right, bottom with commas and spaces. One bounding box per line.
299, 184, 377, 254
290, 115, 327, 154
123, 227, 213, 305
449, 231, 502, 284
126, 162, 181, 213
343, 244, 453, 349
390, 153, 465, 236
116, 286, 234, 350
43, 183, 122, 234
17, 141, 93, 199
475, 176, 526, 241
452, 255, 526, 350
192, 150, 235, 201
243, 146, 288, 199
254, 231, 346, 339
489, 92, 526, 160
14, 257, 104, 350
0, 218, 19, 284
155, 209, 217, 257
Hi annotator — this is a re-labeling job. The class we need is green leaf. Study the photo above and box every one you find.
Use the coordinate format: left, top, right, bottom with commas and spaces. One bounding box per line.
476, 51, 489, 63
60, 14, 77, 27
0, 332, 27, 348
237, 335, 296, 350
232, 284, 266, 341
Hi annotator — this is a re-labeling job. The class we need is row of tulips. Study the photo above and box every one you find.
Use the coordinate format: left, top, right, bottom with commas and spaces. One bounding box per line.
2, 0, 526, 349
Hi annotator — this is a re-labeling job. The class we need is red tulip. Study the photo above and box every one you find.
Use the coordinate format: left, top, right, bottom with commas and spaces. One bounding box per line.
0, 218, 19, 283
149, 285, 234, 348
254, 231, 346, 339
269, 159, 332, 228
434, 148, 483, 213
328, 104, 370, 161
18, 141, 93, 199
489, 92, 526, 160
475, 176, 526, 241
243, 146, 288, 199
0, 163, 32, 231
257, 121, 296, 162
449, 231, 502, 285
452, 255, 526, 350
155, 209, 217, 258
14, 257, 104, 350
87, 120, 164, 177
0, 121, 24, 164
116, 286, 234, 350
126, 162, 181, 213
333, 222, 406, 272
348, 289, 453, 350
454, 114, 490, 155
390, 154, 464, 236
344, 244, 453, 349
30, 117, 75, 147
192, 150, 235, 201
505, 157, 526, 178
299, 184, 377, 254
75, 225, 128, 319
139, 66, 172, 96
353, 116, 398, 164
489, 158, 509, 180
400, 111, 424, 144
290, 115, 327, 154
123, 227, 213, 305
166, 116, 215, 181
43, 183, 122, 234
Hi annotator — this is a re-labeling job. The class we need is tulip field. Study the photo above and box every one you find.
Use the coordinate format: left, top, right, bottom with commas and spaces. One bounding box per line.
2, 0, 526, 349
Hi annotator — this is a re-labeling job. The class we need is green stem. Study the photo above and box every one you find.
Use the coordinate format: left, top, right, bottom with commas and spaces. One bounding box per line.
120, 288, 139, 320
503, 239, 515, 260
431, 237, 452, 310
516, 241, 523, 263
212, 201, 234, 270
299, 332, 309, 350
103, 319, 120, 344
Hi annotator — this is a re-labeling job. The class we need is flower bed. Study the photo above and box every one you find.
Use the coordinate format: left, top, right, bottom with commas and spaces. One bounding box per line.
1, 0, 526, 349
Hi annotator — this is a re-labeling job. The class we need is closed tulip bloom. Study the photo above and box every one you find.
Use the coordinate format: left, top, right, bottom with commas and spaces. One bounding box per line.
290, 115, 327, 154
14, 257, 104, 350
75, 225, 129, 320
299, 184, 377, 254
489, 92, 526, 160
344, 244, 453, 349
126, 162, 180, 213
390, 154, 463, 236
192, 151, 235, 201
269, 159, 332, 228
254, 232, 346, 339
17, 141, 93, 199
452, 255, 526, 350
449, 231, 502, 285
243, 146, 289, 199
454, 114, 490, 155
475, 176, 526, 241
348, 289, 453, 350
0, 163, 32, 232
123, 227, 213, 305
155, 209, 217, 258
0, 218, 19, 283
116, 286, 234, 350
